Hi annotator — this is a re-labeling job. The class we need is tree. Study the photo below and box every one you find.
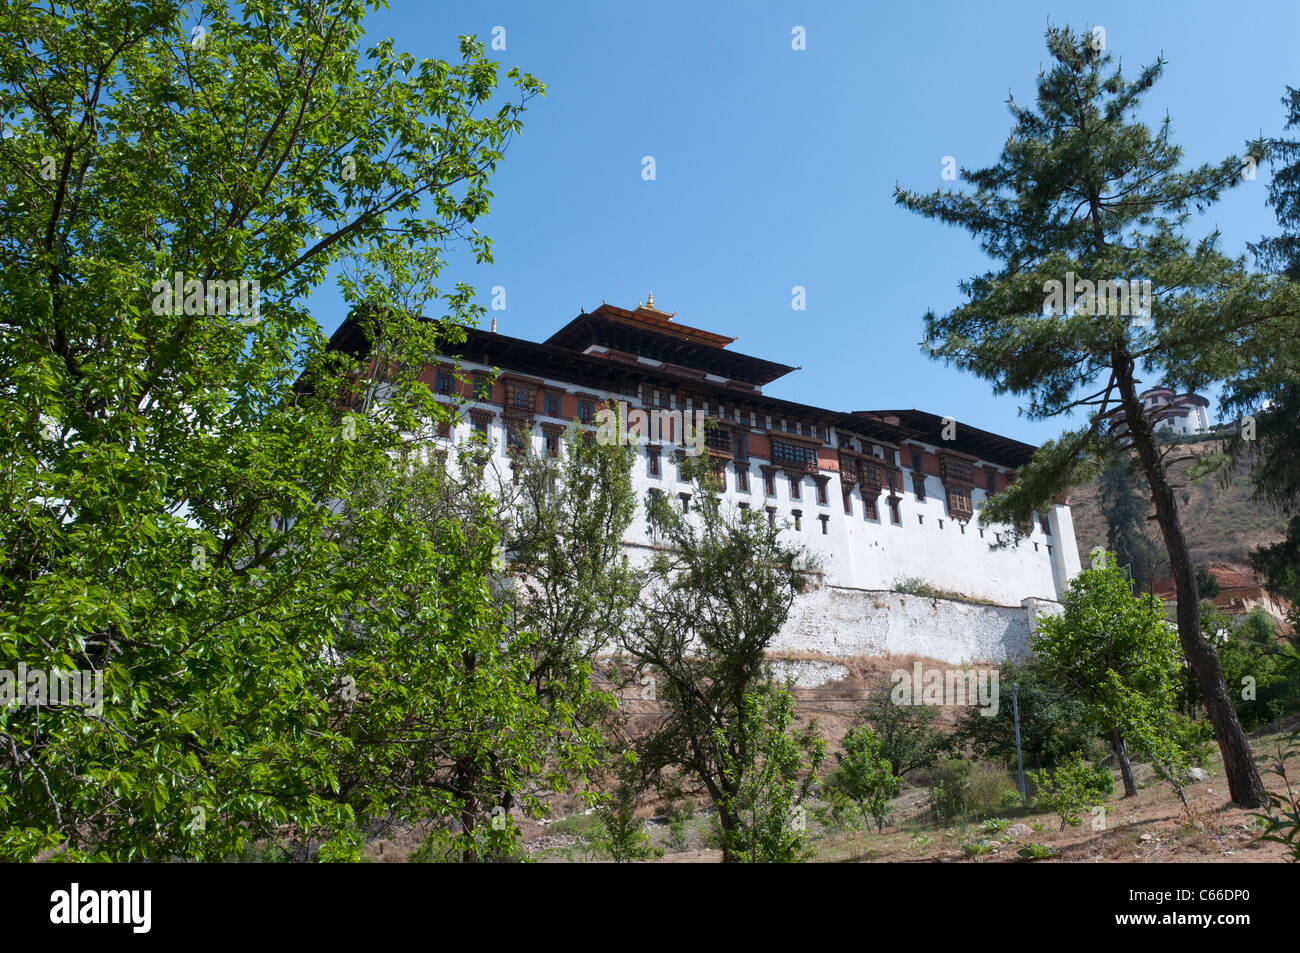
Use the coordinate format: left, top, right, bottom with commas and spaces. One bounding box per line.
623, 456, 820, 862
1226, 86, 1300, 637
712, 686, 825, 862
0, 0, 543, 860
1032, 558, 1192, 802
896, 25, 1285, 805
824, 724, 899, 832
953, 660, 1095, 772
854, 672, 951, 779
496, 423, 641, 820
1097, 451, 1165, 593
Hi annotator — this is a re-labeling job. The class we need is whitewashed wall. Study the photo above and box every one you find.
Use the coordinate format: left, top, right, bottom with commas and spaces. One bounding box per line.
430, 357, 1082, 663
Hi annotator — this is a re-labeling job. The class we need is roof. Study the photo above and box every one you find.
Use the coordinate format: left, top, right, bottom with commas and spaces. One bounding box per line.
543, 304, 797, 387
324, 308, 1039, 469
851, 410, 1037, 468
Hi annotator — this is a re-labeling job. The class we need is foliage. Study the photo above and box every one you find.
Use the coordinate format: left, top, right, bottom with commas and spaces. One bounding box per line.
0, 0, 545, 861
929, 757, 1019, 825
623, 453, 820, 862
591, 761, 662, 863
953, 659, 1098, 772
897, 21, 1280, 806
1033, 558, 1193, 802
1195, 565, 1221, 599
1028, 752, 1111, 831
855, 672, 953, 779
824, 723, 899, 832
1018, 842, 1059, 860
496, 426, 642, 817
1255, 732, 1300, 861
711, 687, 826, 863
1098, 452, 1165, 593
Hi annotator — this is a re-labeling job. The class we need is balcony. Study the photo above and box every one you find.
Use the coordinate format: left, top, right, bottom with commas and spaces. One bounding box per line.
939, 455, 973, 484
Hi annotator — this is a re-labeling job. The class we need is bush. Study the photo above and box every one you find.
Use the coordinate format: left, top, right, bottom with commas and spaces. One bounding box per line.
929, 758, 1019, 825
1018, 842, 1059, 860
1029, 752, 1111, 830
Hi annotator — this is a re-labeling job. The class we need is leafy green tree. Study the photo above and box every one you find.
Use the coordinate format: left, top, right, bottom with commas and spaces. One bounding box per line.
953, 660, 1095, 772
712, 686, 825, 863
855, 672, 952, 779
825, 724, 898, 832
624, 456, 820, 863
0, 0, 543, 860
591, 756, 663, 863
897, 25, 1283, 805
497, 424, 641, 819
1033, 558, 1192, 802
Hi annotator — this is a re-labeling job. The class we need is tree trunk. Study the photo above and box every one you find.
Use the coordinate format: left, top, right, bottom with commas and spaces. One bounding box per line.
1113, 357, 1266, 807
1112, 726, 1138, 798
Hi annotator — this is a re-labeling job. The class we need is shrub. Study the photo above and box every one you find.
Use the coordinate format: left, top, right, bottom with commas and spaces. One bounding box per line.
824, 724, 899, 832
929, 758, 1019, 824
1018, 842, 1059, 860
1029, 752, 1111, 830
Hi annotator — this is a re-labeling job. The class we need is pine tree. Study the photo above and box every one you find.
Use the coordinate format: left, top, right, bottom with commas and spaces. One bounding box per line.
896, 25, 1292, 806
1227, 86, 1300, 630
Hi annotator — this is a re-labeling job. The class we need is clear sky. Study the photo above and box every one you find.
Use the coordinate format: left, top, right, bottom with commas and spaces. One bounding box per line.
312, 0, 1298, 445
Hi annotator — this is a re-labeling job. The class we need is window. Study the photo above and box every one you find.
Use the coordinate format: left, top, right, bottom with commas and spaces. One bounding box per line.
435, 369, 453, 395
679, 492, 691, 513
887, 497, 901, 524
911, 453, 926, 502
543, 391, 561, 417
791, 509, 802, 531
788, 473, 801, 500
864, 496, 878, 520
647, 446, 661, 477
842, 490, 852, 515
1040, 513, 1051, 536
473, 376, 492, 402
985, 468, 997, 494
705, 426, 732, 455
735, 463, 749, 492
819, 514, 829, 535
763, 470, 776, 496
771, 440, 817, 470
733, 431, 748, 460
946, 485, 972, 520
577, 398, 594, 424
766, 506, 776, 526
505, 381, 535, 412
545, 432, 559, 457
815, 478, 828, 506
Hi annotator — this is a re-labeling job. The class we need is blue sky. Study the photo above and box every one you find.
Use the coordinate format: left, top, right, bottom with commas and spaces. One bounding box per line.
313, 0, 1298, 445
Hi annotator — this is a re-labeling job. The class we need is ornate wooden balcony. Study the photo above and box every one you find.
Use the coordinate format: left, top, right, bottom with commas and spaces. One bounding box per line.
939, 455, 973, 485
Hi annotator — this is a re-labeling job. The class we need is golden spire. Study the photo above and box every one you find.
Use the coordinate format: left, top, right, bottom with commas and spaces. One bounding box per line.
647, 291, 655, 309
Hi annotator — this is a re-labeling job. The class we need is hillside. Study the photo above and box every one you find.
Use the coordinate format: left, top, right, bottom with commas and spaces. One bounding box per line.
1067, 438, 1290, 611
